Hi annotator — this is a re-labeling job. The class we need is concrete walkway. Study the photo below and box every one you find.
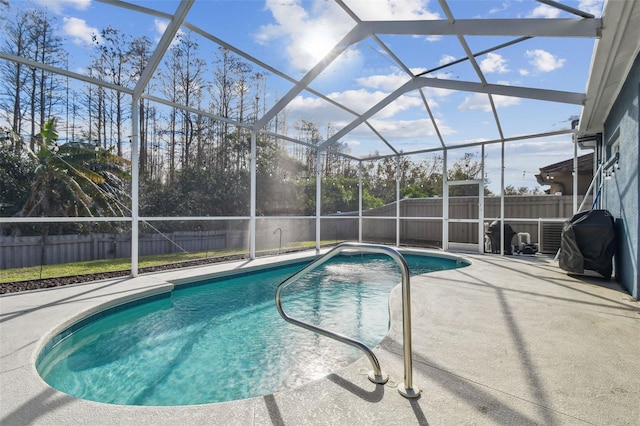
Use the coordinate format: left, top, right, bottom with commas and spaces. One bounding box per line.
1, 251, 639, 425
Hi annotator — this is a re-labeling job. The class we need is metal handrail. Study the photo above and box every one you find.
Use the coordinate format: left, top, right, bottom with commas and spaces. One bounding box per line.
275, 242, 420, 397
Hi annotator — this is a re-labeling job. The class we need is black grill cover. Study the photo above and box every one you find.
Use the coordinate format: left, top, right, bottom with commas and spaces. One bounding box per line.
559, 210, 616, 279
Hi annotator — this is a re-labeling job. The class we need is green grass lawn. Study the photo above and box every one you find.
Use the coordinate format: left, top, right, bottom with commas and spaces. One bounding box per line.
0, 240, 341, 283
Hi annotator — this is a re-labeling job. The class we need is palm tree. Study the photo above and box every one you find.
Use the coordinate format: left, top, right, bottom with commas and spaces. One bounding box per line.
18, 117, 130, 218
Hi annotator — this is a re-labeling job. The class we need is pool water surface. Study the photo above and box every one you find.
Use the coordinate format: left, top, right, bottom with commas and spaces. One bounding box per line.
37, 253, 466, 406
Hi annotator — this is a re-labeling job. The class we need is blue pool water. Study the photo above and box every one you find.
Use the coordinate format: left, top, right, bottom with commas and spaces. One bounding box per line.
37, 253, 466, 406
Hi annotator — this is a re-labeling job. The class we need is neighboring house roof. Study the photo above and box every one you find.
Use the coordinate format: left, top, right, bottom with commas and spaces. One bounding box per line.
538, 153, 594, 174
535, 153, 594, 187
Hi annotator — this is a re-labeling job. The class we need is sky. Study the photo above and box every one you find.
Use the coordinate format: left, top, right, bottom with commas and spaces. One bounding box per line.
1, 0, 605, 193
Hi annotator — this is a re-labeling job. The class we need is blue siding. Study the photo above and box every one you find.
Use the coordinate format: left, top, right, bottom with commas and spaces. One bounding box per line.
603, 51, 640, 299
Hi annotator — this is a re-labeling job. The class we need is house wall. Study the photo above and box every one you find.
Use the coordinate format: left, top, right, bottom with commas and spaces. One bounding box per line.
602, 51, 640, 299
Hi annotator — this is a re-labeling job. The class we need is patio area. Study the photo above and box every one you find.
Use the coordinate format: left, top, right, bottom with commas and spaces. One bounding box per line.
1, 250, 638, 425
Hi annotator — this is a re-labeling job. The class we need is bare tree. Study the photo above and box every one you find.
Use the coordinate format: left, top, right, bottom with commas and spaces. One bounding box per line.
211, 48, 234, 171
31, 11, 64, 130
211, 48, 258, 172
0, 8, 65, 151
26, 9, 65, 149
161, 49, 181, 182
159, 32, 207, 175
92, 27, 133, 157
129, 36, 152, 174
0, 10, 30, 141
293, 118, 322, 176
173, 32, 206, 168
80, 66, 107, 147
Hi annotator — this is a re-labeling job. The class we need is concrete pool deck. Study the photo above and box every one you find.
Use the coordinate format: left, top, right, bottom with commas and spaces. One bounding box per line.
1, 249, 639, 425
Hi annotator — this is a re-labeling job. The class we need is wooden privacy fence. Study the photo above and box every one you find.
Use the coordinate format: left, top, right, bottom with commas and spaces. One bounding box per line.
0, 231, 244, 269
254, 218, 316, 252
1, 195, 587, 269
324, 195, 588, 252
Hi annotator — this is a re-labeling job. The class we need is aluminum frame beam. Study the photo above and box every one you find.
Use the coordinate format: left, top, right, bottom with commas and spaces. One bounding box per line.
0, 52, 133, 95
132, 0, 193, 99
415, 77, 586, 105
361, 18, 601, 38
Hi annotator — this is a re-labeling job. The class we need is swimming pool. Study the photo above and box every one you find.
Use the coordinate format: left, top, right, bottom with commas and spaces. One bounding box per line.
36, 252, 467, 406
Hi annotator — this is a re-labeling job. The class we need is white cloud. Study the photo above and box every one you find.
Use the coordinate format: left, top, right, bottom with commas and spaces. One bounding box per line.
519, 69, 530, 76
376, 94, 424, 118
458, 93, 520, 112
343, 0, 440, 20
287, 95, 353, 127
63, 17, 100, 45
367, 117, 455, 138
154, 19, 168, 36
33, 0, 90, 14
495, 95, 522, 108
525, 49, 565, 72
578, 0, 604, 16
337, 117, 455, 150
329, 89, 399, 116
528, 4, 560, 18
480, 53, 509, 74
154, 18, 185, 45
284, 84, 451, 146
341, 0, 442, 43
357, 68, 454, 99
287, 90, 456, 146
356, 71, 412, 91
488, 2, 509, 15
439, 55, 456, 66
528, 1, 602, 18
289, 89, 422, 120
459, 94, 488, 111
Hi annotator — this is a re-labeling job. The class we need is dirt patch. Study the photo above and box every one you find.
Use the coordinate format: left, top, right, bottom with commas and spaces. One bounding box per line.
0, 253, 251, 295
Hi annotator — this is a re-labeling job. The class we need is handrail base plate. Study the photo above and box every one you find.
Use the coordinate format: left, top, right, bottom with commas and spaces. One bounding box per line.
398, 384, 421, 399
368, 370, 389, 384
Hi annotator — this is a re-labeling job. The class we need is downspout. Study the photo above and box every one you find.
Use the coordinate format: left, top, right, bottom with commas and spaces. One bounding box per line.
593, 144, 599, 208
571, 119, 579, 213
358, 161, 363, 242
500, 142, 505, 255
250, 131, 257, 259
442, 149, 448, 250
479, 144, 485, 254
396, 155, 401, 247
131, 99, 139, 276
316, 152, 322, 254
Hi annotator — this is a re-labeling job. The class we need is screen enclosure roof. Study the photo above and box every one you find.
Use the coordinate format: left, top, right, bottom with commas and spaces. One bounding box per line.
3, 1, 636, 160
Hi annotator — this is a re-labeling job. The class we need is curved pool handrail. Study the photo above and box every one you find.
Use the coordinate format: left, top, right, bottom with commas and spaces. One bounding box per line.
275, 242, 420, 398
